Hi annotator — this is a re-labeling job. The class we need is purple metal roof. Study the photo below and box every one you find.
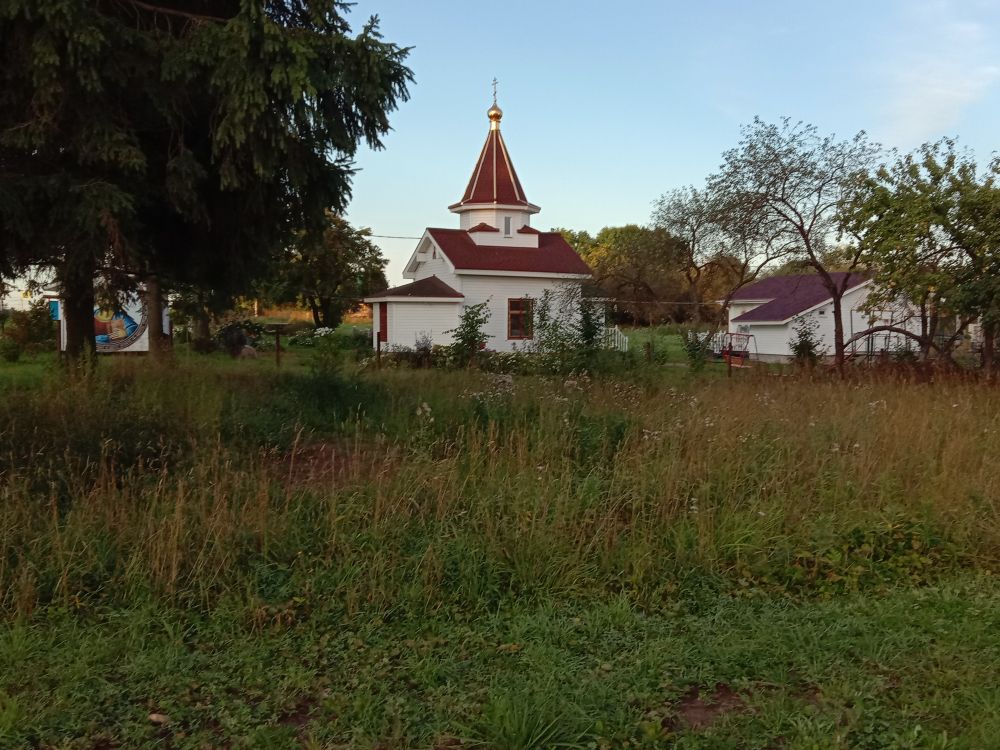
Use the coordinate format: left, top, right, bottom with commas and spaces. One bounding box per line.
731, 273, 869, 323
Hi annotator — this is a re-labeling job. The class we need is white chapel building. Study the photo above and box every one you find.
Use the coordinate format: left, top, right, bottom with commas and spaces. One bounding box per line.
365, 100, 593, 351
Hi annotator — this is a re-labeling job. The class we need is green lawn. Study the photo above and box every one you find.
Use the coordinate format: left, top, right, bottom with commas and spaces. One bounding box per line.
621, 326, 691, 361
1, 343, 998, 748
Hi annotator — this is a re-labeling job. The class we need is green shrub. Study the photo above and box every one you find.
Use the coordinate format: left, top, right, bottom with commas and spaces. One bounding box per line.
0, 335, 21, 363
3, 301, 55, 348
681, 329, 711, 371
790, 316, 823, 367
445, 301, 491, 367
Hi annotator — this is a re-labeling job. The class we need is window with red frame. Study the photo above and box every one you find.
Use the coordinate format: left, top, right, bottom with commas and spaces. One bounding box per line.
507, 298, 533, 340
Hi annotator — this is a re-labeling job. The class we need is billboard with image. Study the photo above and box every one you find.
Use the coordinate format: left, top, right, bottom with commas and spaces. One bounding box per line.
54, 293, 169, 354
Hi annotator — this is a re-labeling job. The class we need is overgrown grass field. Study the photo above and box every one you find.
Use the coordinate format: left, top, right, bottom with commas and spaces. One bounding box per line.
1, 347, 999, 748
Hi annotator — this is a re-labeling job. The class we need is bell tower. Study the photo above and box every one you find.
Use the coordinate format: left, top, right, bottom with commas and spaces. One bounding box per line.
448, 87, 541, 247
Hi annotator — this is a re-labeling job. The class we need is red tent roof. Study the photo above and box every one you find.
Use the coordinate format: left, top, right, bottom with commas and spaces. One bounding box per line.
427, 228, 592, 276
449, 125, 531, 209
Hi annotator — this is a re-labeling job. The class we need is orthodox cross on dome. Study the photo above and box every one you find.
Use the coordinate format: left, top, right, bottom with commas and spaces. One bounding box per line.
487, 77, 503, 130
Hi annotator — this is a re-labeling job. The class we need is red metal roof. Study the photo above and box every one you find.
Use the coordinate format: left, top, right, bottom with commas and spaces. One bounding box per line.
427, 228, 592, 276
370, 275, 464, 299
449, 126, 531, 209
468, 222, 500, 233
732, 273, 869, 322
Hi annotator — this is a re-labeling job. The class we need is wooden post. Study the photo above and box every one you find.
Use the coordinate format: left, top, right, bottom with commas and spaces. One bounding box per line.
275, 328, 281, 368
376, 338, 382, 369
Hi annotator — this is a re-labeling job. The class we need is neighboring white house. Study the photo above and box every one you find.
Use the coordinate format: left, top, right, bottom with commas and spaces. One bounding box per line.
364, 99, 594, 352
723, 273, 922, 361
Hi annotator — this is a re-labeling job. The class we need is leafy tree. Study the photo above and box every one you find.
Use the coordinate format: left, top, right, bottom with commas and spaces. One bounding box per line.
843, 140, 1000, 368
576, 225, 687, 325
266, 213, 388, 328
708, 118, 880, 370
651, 186, 723, 322
0, 0, 412, 359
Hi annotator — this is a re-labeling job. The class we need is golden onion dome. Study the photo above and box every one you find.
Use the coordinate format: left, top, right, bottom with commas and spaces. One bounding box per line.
487, 102, 503, 123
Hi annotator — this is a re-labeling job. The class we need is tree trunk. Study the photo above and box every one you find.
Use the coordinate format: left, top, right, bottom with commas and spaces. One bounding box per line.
61, 250, 96, 364
983, 322, 996, 378
194, 307, 211, 342
830, 292, 846, 374
308, 298, 322, 328
145, 274, 166, 359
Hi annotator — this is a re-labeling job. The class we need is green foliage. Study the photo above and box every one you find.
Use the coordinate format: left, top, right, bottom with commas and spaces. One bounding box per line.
737, 521, 958, 597
517, 288, 623, 375
578, 298, 603, 349
0, 336, 21, 363
214, 319, 265, 356
843, 139, 1000, 362
445, 301, 491, 367
574, 224, 689, 325
0, 0, 412, 355
263, 213, 388, 328
790, 316, 823, 367
463, 690, 593, 749
2, 302, 55, 350
681, 329, 711, 371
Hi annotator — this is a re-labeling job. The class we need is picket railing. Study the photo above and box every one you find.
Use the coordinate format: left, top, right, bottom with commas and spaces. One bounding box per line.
602, 325, 629, 352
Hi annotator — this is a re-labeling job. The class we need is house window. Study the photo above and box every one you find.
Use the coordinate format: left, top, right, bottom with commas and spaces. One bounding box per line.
504, 216, 512, 236
508, 298, 533, 339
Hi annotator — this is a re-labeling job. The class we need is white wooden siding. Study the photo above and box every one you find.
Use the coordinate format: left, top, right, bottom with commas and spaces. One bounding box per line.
457, 276, 581, 352
410, 254, 461, 289
379, 302, 459, 349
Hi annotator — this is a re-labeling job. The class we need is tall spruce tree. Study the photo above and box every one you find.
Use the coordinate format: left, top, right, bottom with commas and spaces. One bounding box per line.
0, 0, 412, 358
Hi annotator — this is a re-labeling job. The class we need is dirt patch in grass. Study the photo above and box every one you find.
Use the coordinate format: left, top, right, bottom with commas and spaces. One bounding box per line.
272, 440, 395, 488
277, 696, 316, 729
663, 683, 746, 732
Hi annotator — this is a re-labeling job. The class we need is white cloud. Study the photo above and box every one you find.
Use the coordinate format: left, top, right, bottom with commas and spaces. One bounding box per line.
881, 0, 1000, 147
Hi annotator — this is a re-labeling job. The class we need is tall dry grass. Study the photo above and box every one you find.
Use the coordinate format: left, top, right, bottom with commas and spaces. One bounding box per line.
2, 363, 998, 620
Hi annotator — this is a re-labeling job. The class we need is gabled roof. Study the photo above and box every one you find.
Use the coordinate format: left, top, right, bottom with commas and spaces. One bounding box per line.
448, 118, 535, 211
732, 273, 869, 323
367, 275, 463, 300
468, 222, 499, 233
427, 228, 592, 276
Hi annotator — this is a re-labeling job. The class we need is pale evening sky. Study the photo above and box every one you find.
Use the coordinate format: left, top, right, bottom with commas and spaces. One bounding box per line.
344, 0, 1000, 284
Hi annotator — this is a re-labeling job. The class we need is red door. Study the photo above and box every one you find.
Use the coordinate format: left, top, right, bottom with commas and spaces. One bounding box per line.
378, 303, 388, 342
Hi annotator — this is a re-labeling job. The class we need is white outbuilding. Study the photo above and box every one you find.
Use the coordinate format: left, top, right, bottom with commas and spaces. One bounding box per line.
724, 273, 921, 361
